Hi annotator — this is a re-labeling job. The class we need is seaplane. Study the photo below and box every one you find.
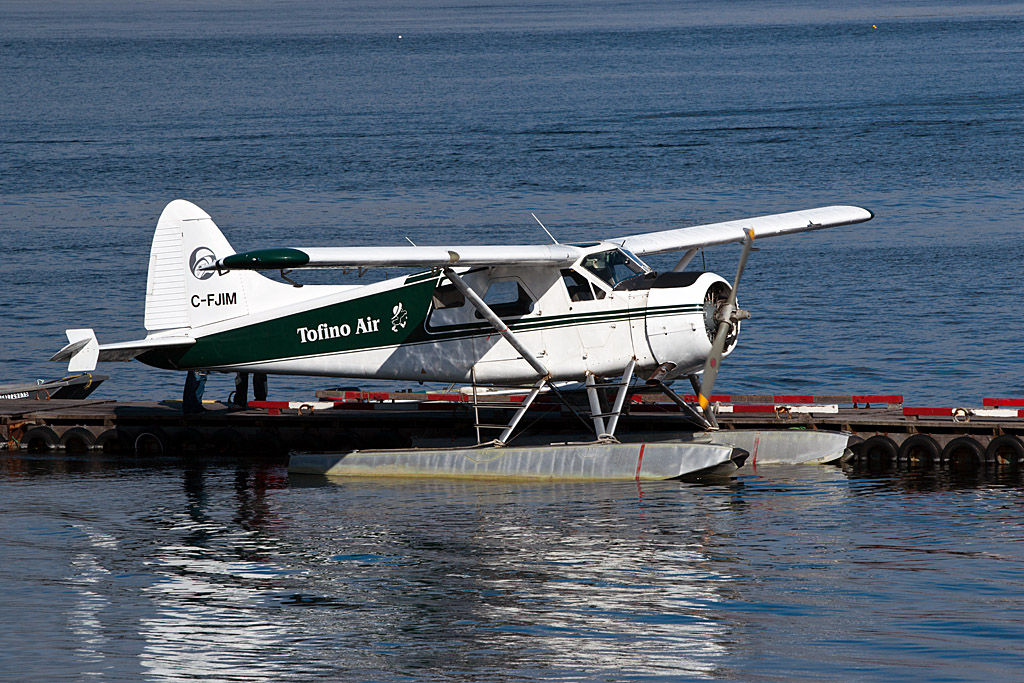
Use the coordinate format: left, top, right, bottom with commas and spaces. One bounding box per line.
53, 199, 872, 479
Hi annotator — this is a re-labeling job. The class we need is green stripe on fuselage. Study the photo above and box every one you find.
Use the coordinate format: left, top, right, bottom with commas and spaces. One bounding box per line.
142, 278, 438, 370
417, 306, 697, 343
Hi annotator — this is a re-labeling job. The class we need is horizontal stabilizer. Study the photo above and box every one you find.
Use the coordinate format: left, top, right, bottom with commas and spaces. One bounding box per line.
95, 336, 196, 362
50, 329, 99, 372
51, 329, 195, 371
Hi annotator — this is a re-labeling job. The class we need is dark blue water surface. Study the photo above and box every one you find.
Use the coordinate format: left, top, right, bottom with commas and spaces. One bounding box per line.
3, 0, 1024, 403
3, 1, 1024, 680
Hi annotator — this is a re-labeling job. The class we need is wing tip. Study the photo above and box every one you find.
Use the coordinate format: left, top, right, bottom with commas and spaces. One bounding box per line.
837, 204, 873, 218
843, 205, 874, 224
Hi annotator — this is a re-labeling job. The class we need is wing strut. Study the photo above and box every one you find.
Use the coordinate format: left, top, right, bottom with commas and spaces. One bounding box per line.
672, 248, 700, 273
443, 267, 560, 446
442, 269, 640, 444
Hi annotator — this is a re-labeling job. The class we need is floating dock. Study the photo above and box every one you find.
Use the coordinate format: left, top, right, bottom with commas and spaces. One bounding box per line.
3, 389, 1023, 467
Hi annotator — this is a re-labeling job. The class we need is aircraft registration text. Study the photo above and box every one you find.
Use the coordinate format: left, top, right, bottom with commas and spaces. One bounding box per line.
191, 292, 238, 307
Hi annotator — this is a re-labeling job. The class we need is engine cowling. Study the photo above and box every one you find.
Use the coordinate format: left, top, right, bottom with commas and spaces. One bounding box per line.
643, 272, 741, 378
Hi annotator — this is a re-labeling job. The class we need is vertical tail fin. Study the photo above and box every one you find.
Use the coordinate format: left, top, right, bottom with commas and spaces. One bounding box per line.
145, 200, 257, 332
144, 200, 340, 335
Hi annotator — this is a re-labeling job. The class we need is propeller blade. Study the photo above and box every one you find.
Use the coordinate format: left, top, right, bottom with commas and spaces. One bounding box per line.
697, 229, 755, 413
726, 228, 755, 309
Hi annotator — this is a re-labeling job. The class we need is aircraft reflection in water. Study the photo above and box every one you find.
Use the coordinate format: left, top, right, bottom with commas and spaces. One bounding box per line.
457, 503, 730, 675
138, 465, 294, 681
54, 458, 735, 679
43, 461, 735, 680
286, 478, 734, 677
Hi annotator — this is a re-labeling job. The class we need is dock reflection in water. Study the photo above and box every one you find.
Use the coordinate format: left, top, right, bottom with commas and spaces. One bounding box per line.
3, 456, 1024, 681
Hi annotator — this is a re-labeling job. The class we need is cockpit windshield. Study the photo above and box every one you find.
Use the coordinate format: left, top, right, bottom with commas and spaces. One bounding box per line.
580, 249, 647, 288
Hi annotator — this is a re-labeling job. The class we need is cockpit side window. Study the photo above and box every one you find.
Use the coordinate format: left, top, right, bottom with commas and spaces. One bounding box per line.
580, 249, 645, 289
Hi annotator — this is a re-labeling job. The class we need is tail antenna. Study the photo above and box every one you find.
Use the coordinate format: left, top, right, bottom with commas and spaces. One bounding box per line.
531, 213, 559, 245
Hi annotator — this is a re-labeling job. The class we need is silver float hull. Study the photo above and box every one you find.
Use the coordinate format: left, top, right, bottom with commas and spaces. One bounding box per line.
698, 429, 851, 465
289, 440, 744, 481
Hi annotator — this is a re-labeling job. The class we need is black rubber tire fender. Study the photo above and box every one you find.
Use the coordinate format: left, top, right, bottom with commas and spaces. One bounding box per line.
942, 436, 984, 465
210, 428, 244, 456
984, 435, 1024, 465
59, 427, 96, 454
861, 435, 898, 463
898, 434, 941, 463
20, 426, 59, 452
843, 435, 864, 463
172, 428, 207, 455
95, 429, 133, 455
134, 429, 168, 457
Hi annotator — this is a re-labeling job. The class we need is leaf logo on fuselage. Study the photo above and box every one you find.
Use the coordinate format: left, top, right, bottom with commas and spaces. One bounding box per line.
391, 303, 408, 332
189, 247, 217, 281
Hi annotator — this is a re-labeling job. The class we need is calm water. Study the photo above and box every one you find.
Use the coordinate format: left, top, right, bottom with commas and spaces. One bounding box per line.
3, 1, 1024, 680
4, 457, 1024, 682
3, 0, 1024, 403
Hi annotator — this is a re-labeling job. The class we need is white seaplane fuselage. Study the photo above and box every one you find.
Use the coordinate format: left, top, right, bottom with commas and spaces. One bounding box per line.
143, 240, 730, 385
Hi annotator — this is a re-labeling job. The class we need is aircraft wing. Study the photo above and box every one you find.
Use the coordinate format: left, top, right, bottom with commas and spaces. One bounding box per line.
212, 244, 581, 271
209, 206, 871, 272
611, 205, 873, 256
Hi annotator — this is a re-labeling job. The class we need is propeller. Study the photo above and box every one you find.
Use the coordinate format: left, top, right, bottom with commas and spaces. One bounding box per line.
696, 228, 755, 419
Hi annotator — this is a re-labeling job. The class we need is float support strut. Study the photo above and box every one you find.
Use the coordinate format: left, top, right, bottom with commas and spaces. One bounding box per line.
604, 359, 636, 438
585, 374, 607, 438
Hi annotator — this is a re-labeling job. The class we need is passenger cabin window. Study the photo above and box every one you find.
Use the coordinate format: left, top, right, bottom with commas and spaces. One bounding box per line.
561, 269, 596, 302
432, 282, 464, 309
580, 249, 645, 290
561, 270, 598, 301
476, 280, 535, 319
